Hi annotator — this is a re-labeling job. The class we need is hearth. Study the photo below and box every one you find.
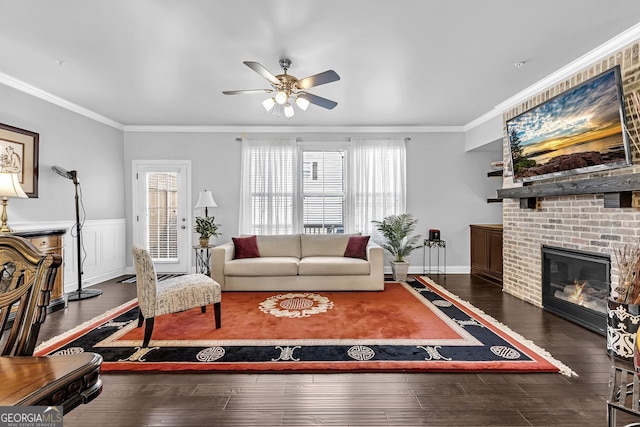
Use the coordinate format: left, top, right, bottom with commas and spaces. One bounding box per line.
542, 246, 610, 335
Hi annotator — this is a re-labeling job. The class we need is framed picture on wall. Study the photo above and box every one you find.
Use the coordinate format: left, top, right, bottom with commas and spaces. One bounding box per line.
0, 123, 39, 198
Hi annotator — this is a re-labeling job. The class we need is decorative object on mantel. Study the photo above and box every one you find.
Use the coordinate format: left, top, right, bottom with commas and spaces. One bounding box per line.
0, 172, 27, 233
194, 216, 221, 248
607, 240, 640, 361
52, 166, 102, 301
372, 213, 421, 281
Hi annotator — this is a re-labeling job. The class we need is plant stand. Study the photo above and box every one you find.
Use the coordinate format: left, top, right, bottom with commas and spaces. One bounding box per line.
422, 239, 446, 279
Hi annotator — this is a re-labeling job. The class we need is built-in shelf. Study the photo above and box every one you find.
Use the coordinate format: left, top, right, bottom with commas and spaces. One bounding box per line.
496, 173, 640, 208
486, 169, 504, 203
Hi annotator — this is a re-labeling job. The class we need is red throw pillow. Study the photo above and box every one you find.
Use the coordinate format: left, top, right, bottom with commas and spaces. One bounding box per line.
344, 235, 370, 259
232, 235, 261, 259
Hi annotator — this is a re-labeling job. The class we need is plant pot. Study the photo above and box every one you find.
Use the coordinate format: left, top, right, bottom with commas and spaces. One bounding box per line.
199, 237, 210, 248
607, 299, 640, 361
391, 261, 410, 282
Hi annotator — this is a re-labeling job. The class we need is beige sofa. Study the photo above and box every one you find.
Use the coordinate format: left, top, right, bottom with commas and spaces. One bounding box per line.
211, 234, 384, 291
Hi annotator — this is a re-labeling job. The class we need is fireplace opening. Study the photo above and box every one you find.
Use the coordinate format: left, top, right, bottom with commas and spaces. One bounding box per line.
542, 246, 610, 335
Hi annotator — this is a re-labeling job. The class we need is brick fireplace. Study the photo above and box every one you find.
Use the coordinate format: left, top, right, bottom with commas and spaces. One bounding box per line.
500, 39, 640, 316
541, 246, 609, 335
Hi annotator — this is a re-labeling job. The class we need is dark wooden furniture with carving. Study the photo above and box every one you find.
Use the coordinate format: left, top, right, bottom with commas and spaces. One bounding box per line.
0, 235, 62, 356
470, 224, 503, 287
0, 353, 103, 414
13, 228, 67, 312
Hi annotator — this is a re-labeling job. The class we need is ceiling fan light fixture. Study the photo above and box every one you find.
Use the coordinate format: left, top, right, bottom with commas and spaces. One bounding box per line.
262, 97, 276, 111
223, 59, 340, 118
295, 96, 310, 111
275, 91, 288, 105
284, 103, 295, 118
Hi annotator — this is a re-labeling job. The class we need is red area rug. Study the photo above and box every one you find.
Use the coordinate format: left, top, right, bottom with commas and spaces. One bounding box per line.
35, 277, 575, 375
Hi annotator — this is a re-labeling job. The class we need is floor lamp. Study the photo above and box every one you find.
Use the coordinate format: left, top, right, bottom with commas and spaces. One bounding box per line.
52, 166, 102, 301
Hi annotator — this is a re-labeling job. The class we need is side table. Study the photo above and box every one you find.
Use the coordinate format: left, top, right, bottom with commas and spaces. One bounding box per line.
193, 245, 215, 276
423, 239, 446, 278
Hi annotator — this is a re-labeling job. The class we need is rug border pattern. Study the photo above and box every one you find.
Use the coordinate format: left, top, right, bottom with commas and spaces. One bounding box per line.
35, 276, 577, 377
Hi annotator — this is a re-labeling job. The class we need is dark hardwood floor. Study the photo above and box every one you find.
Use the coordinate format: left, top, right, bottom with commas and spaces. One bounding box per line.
36, 274, 636, 426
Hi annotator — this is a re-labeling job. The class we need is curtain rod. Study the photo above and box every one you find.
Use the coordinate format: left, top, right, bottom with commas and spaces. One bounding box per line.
236, 137, 411, 142
344, 137, 411, 142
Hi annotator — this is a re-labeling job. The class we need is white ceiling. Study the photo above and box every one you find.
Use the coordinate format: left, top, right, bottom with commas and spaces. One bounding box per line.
0, 1, 639, 129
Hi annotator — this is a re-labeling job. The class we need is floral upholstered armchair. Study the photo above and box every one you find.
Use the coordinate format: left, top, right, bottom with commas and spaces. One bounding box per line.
132, 244, 221, 347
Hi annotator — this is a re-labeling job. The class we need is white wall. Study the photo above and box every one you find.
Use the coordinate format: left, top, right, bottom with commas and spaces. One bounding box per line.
0, 79, 503, 276
0, 83, 127, 287
124, 130, 502, 273
0, 84, 125, 222
405, 132, 502, 271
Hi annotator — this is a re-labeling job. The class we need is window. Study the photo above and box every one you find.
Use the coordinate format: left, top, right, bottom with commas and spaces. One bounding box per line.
146, 172, 178, 259
240, 137, 406, 236
302, 150, 345, 234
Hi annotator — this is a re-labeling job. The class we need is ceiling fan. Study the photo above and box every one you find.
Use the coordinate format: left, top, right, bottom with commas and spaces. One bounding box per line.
222, 58, 340, 117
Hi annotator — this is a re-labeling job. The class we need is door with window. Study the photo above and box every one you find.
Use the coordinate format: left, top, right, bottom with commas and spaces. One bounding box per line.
133, 161, 191, 273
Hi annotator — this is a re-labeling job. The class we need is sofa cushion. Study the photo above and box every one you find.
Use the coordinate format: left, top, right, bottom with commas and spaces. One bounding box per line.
256, 235, 301, 258
301, 234, 353, 257
298, 256, 370, 276
224, 257, 300, 277
344, 236, 370, 259
232, 235, 261, 259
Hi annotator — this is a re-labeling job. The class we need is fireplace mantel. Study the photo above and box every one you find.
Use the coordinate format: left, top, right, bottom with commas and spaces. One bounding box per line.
496, 173, 640, 208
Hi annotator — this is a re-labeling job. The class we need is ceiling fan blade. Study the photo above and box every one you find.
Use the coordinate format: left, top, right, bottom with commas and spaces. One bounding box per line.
297, 70, 340, 90
222, 89, 273, 95
243, 61, 281, 85
298, 93, 338, 110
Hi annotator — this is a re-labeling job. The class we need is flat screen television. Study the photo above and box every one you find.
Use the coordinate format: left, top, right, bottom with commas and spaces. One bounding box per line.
507, 65, 631, 183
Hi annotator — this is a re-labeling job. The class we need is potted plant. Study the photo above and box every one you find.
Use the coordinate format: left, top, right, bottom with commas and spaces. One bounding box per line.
194, 216, 221, 247
372, 213, 421, 281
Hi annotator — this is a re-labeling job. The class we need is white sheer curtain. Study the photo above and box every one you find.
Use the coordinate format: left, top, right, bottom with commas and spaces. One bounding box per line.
239, 137, 299, 235
345, 137, 406, 235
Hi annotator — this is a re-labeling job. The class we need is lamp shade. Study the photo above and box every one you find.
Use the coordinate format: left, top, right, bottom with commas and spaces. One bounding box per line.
195, 190, 217, 209
0, 173, 27, 199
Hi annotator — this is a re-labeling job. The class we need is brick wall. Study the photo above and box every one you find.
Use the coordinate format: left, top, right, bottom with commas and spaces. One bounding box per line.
502, 39, 640, 307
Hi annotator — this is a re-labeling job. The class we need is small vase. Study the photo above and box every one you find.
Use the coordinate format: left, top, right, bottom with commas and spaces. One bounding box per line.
199, 237, 210, 248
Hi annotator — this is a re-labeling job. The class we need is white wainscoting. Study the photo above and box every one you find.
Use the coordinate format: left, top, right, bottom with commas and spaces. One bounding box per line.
12, 219, 127, 293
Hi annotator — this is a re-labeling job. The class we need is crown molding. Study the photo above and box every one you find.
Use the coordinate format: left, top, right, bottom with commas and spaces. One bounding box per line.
3, 21, 639, 135
494, 21, 640, 113
463, 109, 502, 132
0, 71, 123, 130
465, 21, 640, 131
122, 125, 465, 133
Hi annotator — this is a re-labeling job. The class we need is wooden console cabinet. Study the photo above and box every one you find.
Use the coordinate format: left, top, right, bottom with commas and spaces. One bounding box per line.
470, 224, 503, 286
13, 228, 68, 312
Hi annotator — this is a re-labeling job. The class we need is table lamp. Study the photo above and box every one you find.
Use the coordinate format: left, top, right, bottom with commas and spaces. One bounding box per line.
195, 190, 217, 217
0, 172, 27, 233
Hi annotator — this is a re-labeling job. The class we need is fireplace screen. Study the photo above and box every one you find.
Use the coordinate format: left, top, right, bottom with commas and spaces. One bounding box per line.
542, 246, 610, 335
